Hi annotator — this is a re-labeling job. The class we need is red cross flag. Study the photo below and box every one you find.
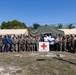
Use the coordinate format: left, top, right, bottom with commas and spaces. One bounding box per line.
39, 42, 49, 52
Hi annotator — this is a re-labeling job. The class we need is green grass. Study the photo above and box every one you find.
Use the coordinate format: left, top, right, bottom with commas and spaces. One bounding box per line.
0, 51, 76, 75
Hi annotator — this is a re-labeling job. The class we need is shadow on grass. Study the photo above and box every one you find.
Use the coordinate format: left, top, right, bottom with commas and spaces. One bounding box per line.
36, 59, 45, 61
53, 57, 76, 65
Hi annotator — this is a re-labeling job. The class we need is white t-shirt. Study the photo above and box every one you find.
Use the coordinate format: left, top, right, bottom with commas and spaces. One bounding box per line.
48, 36, 51, 39
44, 36, 49, 42
49, 37, 55, 45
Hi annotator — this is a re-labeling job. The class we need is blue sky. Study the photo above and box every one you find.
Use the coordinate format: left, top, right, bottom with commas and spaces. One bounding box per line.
0, 0, 76, 26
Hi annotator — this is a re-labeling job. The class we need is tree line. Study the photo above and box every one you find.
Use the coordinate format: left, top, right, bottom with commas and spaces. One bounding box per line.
0, 20, 27, 29
0, 20, 75, 31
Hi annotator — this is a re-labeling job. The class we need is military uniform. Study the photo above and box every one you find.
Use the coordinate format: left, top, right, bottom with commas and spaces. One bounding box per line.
22, 38, 26, 51
0, 40, 2, 52
73, 36, 76, 53
20, 38, 24, 51
70, 36, 74, 52
64, 38, 67, 51
67, 37, 71, 52
35, 36, 40, 51
58, 37, 62, 51
30, 37, 34, 51
12, 37, 16, 52
26, 36, 31, 51
16, 37, 19, 52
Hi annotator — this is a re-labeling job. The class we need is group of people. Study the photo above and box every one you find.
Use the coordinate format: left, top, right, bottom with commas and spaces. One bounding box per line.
1, 35, 12, 52
0, 33, 76, 53
40, 34, 76, 53
0, 34, 39, 52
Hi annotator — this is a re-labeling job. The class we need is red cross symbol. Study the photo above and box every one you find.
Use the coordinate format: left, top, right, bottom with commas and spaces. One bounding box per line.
41, 43, 47, 49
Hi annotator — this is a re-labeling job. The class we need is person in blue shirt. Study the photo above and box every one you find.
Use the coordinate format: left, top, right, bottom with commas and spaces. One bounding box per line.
7, 35, 12, 52
39, 34, 44, 42
2, 35, 8, 52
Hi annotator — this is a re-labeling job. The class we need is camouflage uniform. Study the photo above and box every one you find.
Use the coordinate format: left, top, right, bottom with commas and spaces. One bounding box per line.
31, 37, 36, 51
73, 36, 76, 53
70, 36, 74, 52
35, 36, 40, 51
64, 37, 67, 51
12, 37, 16, 52
0, 40, 2, 52
22, 37, 26, 51
66, 36, 69, 51
30, 37, 34, 51
67, 37, 71, 52
58, 37, 62, 51
18, 37, 24, 52
26, 36, 31, 51
16, 37, 19, 52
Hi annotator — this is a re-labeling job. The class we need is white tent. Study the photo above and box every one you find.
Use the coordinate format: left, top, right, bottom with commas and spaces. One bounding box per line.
59, 29, 76, 35
0, 29, 28, 36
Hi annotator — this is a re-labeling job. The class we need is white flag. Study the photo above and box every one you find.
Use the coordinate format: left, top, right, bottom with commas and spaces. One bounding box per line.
39, 42, 49, 52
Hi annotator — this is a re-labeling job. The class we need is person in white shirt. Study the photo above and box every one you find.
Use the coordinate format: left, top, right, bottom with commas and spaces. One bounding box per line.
48, 36, 55, 51
44, 34, 49, 42
48, 33, 52, 39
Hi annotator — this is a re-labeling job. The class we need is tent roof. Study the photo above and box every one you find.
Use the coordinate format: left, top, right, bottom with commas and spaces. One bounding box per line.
30, 25, 64, 36
0, 29, 28, 35
59, 29, 76, 35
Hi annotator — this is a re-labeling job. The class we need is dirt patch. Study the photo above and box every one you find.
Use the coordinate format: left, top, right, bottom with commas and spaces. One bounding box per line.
14, 54, 23, 58
40, 53, 64, 58
0, 66, 23, 75
29, 53, 39, 57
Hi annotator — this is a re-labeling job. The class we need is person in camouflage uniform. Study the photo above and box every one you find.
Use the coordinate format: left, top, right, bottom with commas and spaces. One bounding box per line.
57, 35, 62, 51
70, 35, 74, 52
30, 36, 36, 51
25, 36, 28, 51
30, 36, 34, 51
66, 35, 71, 52
55, 35, 61, 51
18, 35, 24, 52
22, 35, 27, 51
66, 35, 69, 51
15, 36, 19, 52
63, 35, 67, 52
69, 36, 72, 52
0, 36, 2, 52
12, 36, 17, 52
73, 35, 76, 53
26, 36, 31, 51
15, 35, 20, 52
35, 35, 40, 51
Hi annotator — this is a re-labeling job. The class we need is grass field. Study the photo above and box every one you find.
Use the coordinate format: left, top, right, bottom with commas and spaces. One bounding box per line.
0, 51, 76, 75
